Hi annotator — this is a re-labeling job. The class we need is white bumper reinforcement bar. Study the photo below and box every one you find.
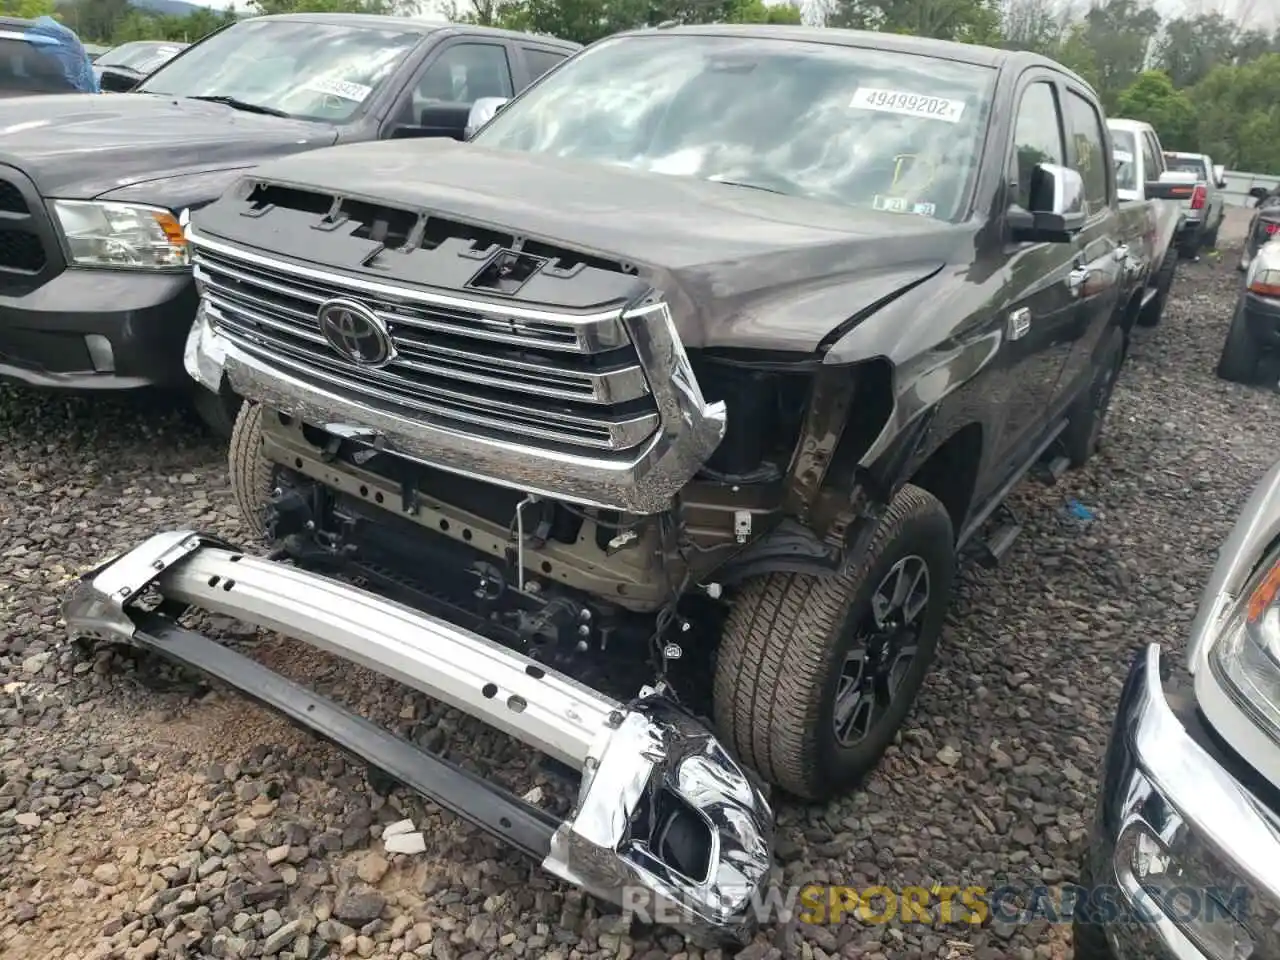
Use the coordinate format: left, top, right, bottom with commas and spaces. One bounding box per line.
62, 531, 774, 945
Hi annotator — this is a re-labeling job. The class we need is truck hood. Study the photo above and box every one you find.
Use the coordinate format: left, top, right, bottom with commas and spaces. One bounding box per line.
206, 138, 971, 353
0, 93, 337, 199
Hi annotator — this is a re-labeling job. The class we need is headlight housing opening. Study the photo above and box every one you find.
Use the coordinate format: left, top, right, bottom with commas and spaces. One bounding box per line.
1246, 240, 1280, 298
50, 199, 188, 269
1210, 545, 1280, 737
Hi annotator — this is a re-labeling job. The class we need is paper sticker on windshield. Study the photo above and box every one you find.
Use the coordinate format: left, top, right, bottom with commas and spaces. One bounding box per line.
304, 77, 372, 103
850, 87, 965, 123
1114, 149, 1134, 163
873, 195, 911, 213
912, 202, 936, 217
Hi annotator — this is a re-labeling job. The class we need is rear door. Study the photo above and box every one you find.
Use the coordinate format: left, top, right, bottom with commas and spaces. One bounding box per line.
1052, 84, 1126, 403
515, 44, 572, 87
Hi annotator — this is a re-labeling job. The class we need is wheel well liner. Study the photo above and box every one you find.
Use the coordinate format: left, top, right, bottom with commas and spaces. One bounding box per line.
905, 423, 983, 536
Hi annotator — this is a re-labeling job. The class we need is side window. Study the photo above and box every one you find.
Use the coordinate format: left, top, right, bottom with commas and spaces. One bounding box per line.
522, 47, 568, 83
1010, 81, 1065, 211
1138, 135, 1159, 186
411, 43, 513, 113
1143, 133, 1164, 179
1063, 90, 1109, 214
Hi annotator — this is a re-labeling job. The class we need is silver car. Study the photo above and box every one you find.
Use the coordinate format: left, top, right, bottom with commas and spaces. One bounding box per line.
1079, 458, 1280, 959
1163, 151, 1228, 258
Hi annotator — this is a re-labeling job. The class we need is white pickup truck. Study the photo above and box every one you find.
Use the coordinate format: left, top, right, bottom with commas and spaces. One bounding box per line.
1163, 150, 1229, 257
1106, 117, 1187, 325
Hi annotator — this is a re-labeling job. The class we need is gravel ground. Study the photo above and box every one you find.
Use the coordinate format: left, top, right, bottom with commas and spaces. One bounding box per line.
1, 226, 1275, 960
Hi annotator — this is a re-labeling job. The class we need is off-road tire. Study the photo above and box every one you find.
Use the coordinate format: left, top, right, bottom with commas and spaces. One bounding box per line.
190, 384, 243, 440
1136, 250, 1177, 328
1204, 220, 1221, 251
228, 401, 275, 541
713, 483, 955, 800
1216, 298, 1260, 384
1061, 325, 1125, 468
1071, 856, 1117, 960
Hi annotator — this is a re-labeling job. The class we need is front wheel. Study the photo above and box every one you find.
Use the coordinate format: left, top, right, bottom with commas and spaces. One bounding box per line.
713, 484, 955, 800
1216, 298, 1261, 384
227, 401, 276, 541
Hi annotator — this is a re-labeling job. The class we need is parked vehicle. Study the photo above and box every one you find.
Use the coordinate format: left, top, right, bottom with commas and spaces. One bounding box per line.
0, 16, 98, 97
1107, 117, 1186, 325
1162, 150, 1228, 257
1076, 455, 1280, 960
1216, 237, 1280, 384
76, 25, 1180, 945
83, 43, 109, 62
93, 40, 188, 92
0, 13, 578, 435
1239, 184, 1280, 273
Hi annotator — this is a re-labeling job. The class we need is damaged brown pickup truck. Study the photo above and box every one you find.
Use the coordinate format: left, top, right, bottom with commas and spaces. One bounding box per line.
67, 24, 1182, 945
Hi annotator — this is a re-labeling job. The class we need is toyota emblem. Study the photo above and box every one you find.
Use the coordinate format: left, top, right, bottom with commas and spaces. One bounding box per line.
317, 298, 396, 367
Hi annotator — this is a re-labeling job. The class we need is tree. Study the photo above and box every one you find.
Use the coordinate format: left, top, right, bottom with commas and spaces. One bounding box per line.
0, 0, 54, 18
823, 0, 1002, 43
1152, 13, 1239, 89
1191, 53, 1280, 173
249, 0, 411, 14
1115, 70, 1197, 150
1076, 0, 1160, 112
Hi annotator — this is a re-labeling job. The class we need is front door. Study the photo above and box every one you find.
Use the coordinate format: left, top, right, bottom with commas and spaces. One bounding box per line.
384, 38, 517, 140
990, 75, 1080, 469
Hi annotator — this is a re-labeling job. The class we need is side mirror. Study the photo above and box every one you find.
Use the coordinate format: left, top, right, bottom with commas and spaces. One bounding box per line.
1250, 186, 1271, 206
464, 96, 509, 140
1008, 163, 1087, 244
1213, 165, 1227, 189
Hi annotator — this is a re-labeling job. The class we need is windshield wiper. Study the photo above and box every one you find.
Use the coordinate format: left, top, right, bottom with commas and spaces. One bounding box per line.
190, 95, 291, 118
707, 178, 789, 197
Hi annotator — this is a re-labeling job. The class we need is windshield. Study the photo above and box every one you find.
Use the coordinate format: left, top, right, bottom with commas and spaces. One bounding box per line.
136, 19, 424, 123
1112, 130, 1137, 191
472, 35, 996, 222
1164, 154, 1206, 179
97, 41, 184, 73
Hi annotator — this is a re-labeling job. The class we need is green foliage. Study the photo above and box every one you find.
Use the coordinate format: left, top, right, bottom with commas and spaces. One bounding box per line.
1115, 70, 1197, 151
0, 0, 55, 18
1191, 53, 1280, 173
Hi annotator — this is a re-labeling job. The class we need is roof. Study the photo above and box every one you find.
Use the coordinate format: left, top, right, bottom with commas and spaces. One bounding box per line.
251, 13, 579, 47
617, 23, 1078, 73
1107, 118, 1156, 133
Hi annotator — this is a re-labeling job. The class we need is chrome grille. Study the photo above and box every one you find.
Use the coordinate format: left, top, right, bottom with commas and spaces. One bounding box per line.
191, 244, 659, 454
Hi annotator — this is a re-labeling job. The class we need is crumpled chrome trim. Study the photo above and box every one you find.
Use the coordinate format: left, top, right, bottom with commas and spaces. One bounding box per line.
182, 240, 726, 515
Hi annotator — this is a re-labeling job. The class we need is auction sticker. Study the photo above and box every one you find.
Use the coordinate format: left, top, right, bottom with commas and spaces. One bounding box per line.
912, 201, 937, 217
850, 87, 965, 123
304, 77, 373, 102
873, 195, 910, 213
1114, 149, 1134, 163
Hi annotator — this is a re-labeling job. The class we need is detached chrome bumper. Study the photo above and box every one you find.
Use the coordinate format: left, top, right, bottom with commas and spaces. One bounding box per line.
64, 531, 774, 944
1084, 644, 1280, 959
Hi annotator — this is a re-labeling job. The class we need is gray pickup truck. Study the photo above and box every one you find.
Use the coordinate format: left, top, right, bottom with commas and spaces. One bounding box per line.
70, 26, 1184, 946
